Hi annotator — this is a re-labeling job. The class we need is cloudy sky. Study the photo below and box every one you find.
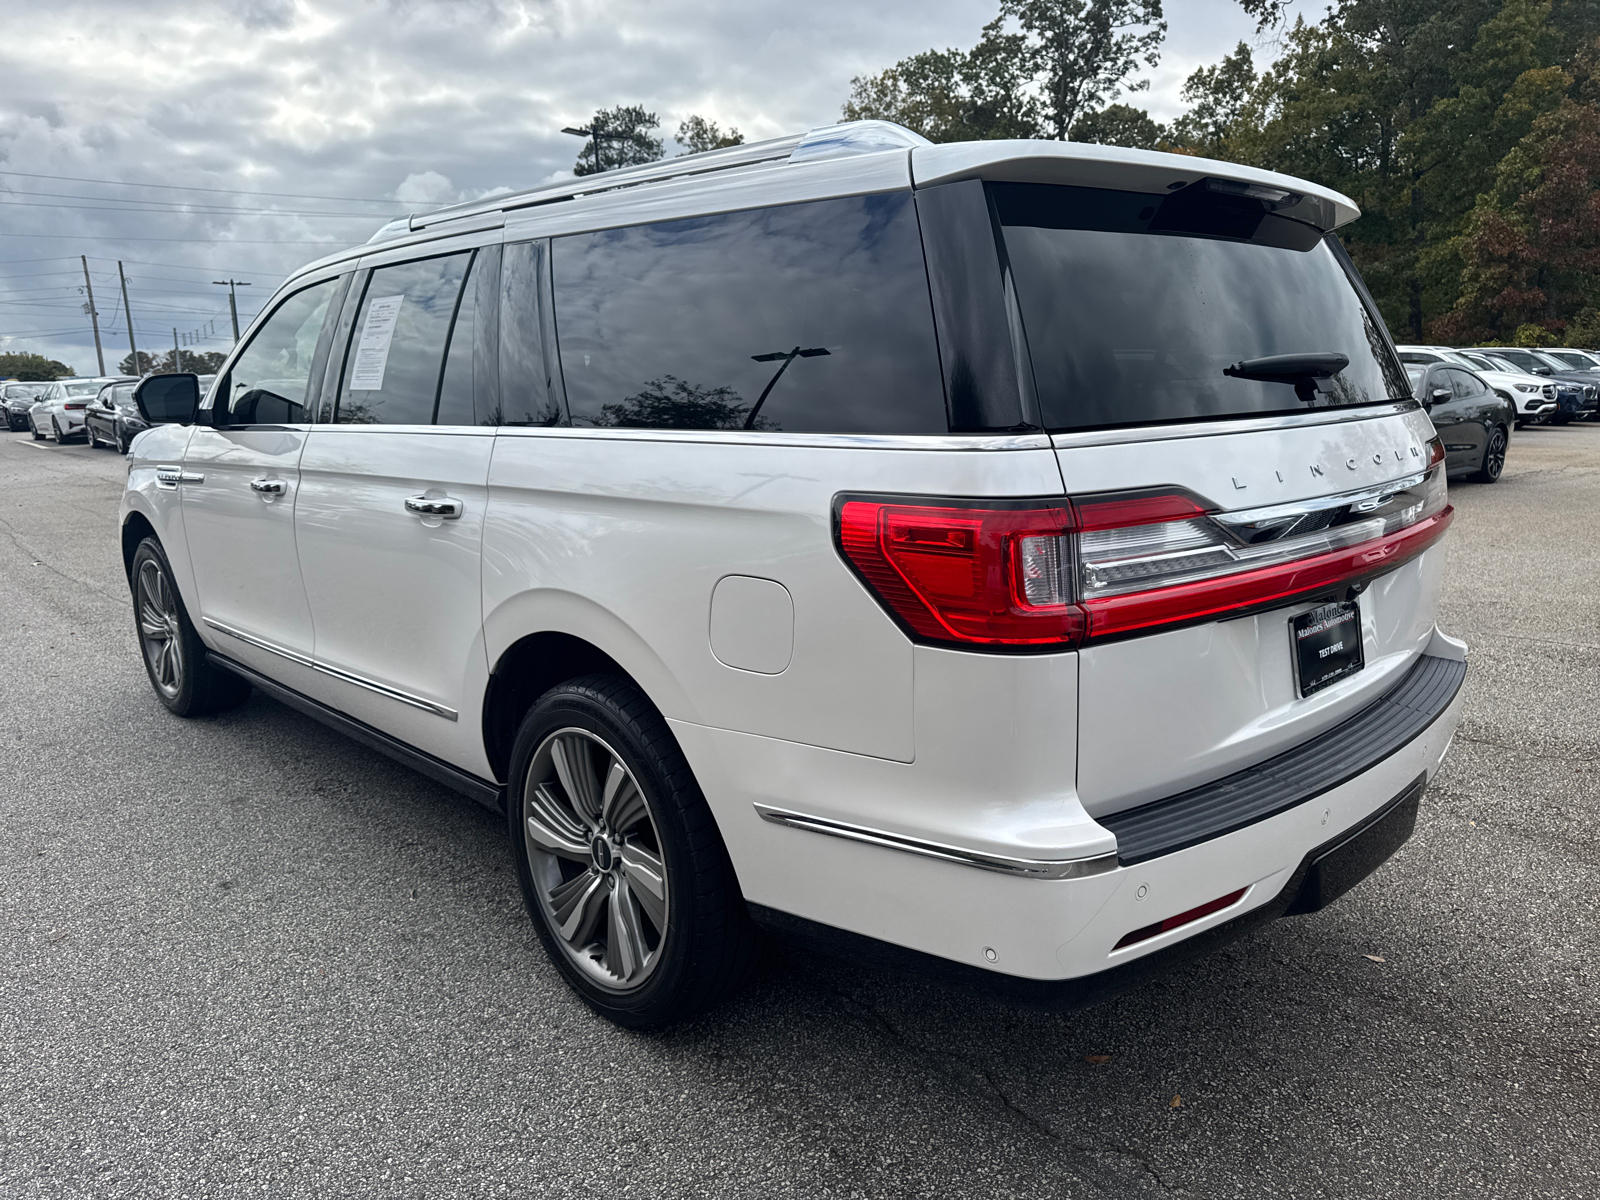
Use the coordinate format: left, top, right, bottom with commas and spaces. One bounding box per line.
0, 0, 1308, 374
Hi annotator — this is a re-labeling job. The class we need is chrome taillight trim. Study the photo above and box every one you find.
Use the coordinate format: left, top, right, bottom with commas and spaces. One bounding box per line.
1212, 470, 1429, 538
754, 805, 1120, 879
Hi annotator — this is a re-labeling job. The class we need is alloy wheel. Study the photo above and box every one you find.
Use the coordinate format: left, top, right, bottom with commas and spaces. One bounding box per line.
1484, 430, 1507, 480
135, 559, 184, 700
521, 728, 669, 991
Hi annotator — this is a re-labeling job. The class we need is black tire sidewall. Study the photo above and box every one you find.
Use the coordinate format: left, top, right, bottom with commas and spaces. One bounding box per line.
505, 676, 735, 1027
129, 537, 249, 717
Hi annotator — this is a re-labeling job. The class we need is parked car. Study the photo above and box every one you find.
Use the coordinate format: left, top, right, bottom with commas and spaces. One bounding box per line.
1543, 347, 1600, 374
118, 122, 1467, 1027
1395, 344, 1555, 428
28, 376, 134, 442
3, 381, 45, 431
1402, 361, 1511, 482
1471, 347, 1598, 423
84, 381, 138, 450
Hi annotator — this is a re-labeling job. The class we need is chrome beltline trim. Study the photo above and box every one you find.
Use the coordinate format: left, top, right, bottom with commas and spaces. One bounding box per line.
1049, 401, 1420, 450
203, 617, 314, 667
492, 427, 1053, 451
754, 804, 1120, 880
203, 618, 458, 721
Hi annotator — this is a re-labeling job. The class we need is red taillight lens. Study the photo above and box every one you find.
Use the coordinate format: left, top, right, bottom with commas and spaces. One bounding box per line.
64, 402, 87, 410
837, 455, 1453, 651
837, 500, 1083, 646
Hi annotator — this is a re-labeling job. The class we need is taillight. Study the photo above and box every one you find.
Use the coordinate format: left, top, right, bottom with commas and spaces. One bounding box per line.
64, 402, 87, 410
835, 436, 1453, 651
836, 499, 1082, 646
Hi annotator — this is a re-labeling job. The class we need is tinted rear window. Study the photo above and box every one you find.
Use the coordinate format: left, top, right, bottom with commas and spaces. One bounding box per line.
552, 192, 946, 434
992, 182, 1410, 432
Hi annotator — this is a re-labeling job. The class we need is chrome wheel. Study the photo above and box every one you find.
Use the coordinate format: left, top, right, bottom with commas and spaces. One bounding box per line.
136, 559, 184, 699
522, 728, 669, 991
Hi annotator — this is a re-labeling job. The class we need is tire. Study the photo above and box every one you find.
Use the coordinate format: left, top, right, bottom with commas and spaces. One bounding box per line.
30, 418, 44, 441
1470, 426, 1507, 483
51, 418, 64, 443
85, 424, 99, 448
129, 537, 252, 717
507, 673, 760, 1027
1553, 413, 1571, 425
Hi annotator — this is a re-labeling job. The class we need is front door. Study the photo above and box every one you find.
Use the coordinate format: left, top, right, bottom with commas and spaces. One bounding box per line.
183, 275, 345, 677
293, 244, 500, 777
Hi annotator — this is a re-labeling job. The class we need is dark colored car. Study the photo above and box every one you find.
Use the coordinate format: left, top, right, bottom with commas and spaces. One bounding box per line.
3, 382, 46, 431
84, 381, 139, 451
1474, 347, 1599, 423
1405, 361, 1512, 482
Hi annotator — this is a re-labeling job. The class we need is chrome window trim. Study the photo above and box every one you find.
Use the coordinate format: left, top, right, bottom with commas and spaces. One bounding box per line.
754, 804, 1120, 880
491, 427, 1052, 451
204, 618, 458, 721
1049, 401, 1421, 450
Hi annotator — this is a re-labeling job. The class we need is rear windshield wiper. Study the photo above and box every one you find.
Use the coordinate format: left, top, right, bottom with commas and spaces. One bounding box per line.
1223, 352, 1350, 404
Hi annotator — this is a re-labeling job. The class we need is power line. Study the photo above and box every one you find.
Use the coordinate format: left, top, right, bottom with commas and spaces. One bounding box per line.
0, 185, 418, 216
0, 232, 352, 244
0, 168, 416, 207
0, 197, 386, 219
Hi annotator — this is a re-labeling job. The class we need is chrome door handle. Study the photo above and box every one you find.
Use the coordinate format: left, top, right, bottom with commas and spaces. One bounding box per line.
155, 466, 204, 486
250, 478, 287, 495
404, 495, 463, 519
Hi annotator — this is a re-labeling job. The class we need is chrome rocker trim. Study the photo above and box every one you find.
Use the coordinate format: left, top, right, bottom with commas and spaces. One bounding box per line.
754, 805, 1120, 880
203, 617, 459, 721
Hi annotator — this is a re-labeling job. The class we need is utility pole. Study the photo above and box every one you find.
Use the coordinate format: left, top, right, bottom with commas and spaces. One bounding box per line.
562, 122, 622, 176
117, 261, 138, 375
80, 256, 105, 376
173, 328, 181, 374
212, 278, 251, 341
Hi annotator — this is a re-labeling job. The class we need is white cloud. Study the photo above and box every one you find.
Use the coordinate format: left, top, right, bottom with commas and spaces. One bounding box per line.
0, 0, 1269, 372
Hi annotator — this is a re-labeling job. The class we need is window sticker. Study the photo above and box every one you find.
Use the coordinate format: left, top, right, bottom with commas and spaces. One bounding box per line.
350, 294, 405, 391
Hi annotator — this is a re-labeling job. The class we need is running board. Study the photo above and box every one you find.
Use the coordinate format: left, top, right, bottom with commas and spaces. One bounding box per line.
206, 651, 504, 813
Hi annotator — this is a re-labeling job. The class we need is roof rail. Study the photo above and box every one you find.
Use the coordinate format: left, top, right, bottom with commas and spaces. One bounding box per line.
367, 121, 928, 244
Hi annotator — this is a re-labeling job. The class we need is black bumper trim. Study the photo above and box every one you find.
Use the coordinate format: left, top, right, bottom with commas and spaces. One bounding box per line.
1100, 653, 1464, 866
749, 773, 1428, 1011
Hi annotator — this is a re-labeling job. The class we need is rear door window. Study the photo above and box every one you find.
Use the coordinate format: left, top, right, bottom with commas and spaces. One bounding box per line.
551, 192, 946, 434
335, 251, 474, 425
991, 181, 1411, 431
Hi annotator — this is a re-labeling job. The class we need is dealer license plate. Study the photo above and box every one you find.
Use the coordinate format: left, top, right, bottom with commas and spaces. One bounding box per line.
1291, 600, 1364, 696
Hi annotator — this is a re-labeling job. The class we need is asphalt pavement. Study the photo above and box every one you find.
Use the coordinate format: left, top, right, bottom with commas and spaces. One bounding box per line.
1, 422, 1596, 1199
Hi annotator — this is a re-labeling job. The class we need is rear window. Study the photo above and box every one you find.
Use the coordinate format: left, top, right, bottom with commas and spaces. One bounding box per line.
992, 182, 1410, 432
63, 380, 101, 397
552, 192, 946, 434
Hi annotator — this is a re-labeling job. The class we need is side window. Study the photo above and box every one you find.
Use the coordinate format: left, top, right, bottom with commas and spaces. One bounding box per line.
225, 278, 341, 425
434, 245, 502, 426
552, 192, 947, 434
496, 240, 563, 426
336, 251, 471, 425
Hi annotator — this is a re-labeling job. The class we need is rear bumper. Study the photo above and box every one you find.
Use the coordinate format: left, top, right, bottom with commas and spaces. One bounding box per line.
715, 633, 1466, 990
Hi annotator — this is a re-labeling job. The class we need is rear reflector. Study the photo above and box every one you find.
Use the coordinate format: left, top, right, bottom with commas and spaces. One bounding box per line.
835, 436, 1451, 651
1114, 887, 1248, 949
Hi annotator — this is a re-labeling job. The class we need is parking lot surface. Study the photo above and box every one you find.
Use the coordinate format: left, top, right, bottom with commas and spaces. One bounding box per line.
1, 424, 1596, 1199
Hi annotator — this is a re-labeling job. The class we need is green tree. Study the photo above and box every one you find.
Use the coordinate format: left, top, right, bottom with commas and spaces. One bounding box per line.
1168, 42, 1256, 157
571, 105, 664, 176
994, 0, 1165, 139
0, 352, 74, 380
591, 375, 774, 430
841, 0, 1163, 144
1070, 102, 1167, 148
676, 115, 744, 155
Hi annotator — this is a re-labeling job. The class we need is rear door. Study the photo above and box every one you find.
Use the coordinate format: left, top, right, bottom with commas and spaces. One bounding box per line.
293, 238, 501, 776
979, 177, 1450, 815
182, 274, 346, 677
1428, 366, 1479, 468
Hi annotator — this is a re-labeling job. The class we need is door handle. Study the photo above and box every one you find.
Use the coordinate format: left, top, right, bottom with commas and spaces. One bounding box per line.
405, 495, 463, 519
156, 466, 204, 486
250, 478, 287, 495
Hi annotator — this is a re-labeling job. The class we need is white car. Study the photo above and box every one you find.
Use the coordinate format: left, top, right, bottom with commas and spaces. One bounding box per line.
118, 123, 1467, 1026
1394, 345, 1556, 426
28, 376, 133, 442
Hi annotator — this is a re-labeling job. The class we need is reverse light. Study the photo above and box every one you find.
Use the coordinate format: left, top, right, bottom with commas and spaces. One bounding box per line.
835, 437, 1452, 650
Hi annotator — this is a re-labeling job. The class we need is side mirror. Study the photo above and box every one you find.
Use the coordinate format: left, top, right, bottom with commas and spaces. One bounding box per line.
1534, 366, 1552, 375
133, 373, 199, 426
1425, 387, 1451, 411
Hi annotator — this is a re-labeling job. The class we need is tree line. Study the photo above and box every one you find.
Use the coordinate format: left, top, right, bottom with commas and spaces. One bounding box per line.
843, 0, 1600, 349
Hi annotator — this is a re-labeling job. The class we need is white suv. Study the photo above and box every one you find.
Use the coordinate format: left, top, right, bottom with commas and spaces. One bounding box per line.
118, 123, 1467, 1026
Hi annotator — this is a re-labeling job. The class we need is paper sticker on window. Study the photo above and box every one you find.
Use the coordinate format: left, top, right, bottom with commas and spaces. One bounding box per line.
350, 295, 405, 391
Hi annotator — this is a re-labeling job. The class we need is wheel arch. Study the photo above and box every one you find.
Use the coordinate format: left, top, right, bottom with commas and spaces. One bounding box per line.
121, 510, 157, 581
